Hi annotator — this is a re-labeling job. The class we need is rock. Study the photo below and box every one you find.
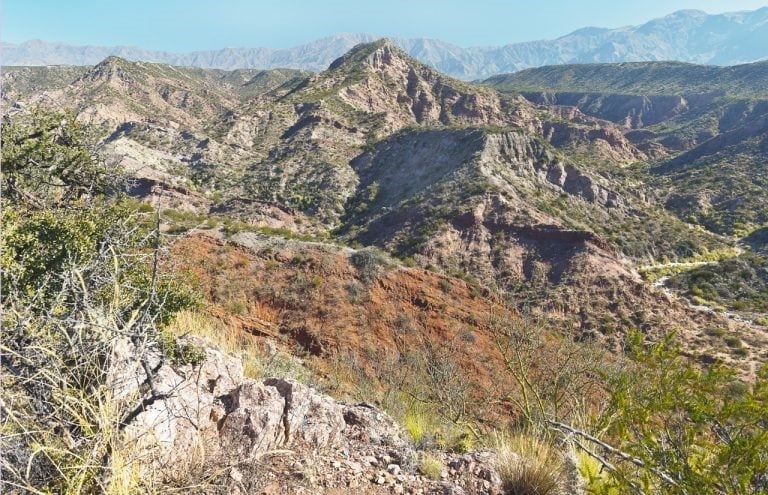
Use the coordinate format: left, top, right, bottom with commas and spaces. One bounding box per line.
229, 467, 243, 483
435, 482, 466, 494
344, 460, 363, 473
119, 341, 349, 479
115, 338, 510, 493
264, 378, 346, 450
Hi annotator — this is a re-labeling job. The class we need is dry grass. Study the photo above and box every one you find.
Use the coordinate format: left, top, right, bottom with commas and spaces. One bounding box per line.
492, 430, 567, 495
419, 454, 444, 480
166, 310, 310, 382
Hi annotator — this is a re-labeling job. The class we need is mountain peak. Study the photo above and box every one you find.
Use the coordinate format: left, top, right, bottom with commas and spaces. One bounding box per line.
667, 8, 707, 17
326, 38, 404, 72
81, 55, 141, 84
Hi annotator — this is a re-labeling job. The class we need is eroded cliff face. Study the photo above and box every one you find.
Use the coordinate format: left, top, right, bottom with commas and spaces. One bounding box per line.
479, 131, 625, 208
523, 92, 697, 129
3, 41, 650, 232
337, 42, 523, 133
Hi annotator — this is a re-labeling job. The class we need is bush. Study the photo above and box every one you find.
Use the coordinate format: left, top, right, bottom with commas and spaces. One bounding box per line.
350, 246, 391, 284
0, 109, 198, 493
404, 410, 428, 445
563, 332, 768, 494
419, 454, 443, 480
577, 451, 620, 495
492, 431, 567, 495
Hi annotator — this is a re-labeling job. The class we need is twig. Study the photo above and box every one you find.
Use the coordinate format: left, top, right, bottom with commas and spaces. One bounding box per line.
547, 420, 680, 488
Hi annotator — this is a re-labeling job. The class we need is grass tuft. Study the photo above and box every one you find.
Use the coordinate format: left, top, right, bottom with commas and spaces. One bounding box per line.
492, 430, 567, 495
419, 454, 443, 480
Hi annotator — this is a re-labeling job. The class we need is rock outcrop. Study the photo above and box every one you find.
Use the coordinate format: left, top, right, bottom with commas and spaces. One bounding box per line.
112, 337, 509, 494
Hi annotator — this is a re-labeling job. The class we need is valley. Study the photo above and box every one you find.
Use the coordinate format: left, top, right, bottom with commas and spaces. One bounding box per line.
3, 36, 767, 495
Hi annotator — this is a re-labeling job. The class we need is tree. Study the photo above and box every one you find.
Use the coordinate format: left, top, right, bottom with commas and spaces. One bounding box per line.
1, 110, 120, 208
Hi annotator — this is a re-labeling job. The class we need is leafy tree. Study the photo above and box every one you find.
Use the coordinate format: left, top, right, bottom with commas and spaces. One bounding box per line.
1, 110, 120, 208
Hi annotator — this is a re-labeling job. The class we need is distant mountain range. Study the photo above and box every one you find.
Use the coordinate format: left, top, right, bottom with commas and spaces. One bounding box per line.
4, 8, 768, 79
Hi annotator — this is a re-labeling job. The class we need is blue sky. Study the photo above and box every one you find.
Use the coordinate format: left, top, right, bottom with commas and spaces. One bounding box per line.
4, 0, 768, 50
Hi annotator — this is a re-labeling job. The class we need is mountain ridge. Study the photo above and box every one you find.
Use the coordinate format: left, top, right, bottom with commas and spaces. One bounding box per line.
5, 7, 768, 80
3, 40, 765, 370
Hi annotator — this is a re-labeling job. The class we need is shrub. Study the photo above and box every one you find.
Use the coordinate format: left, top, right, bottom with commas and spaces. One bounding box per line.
492, 431, 567, 495
577, 451, 620, 495
565, 332, 768, 494
350, 246, 391, 284
0, 110, 198, 493
346, 281, 365, 302
419, 454, 443, 480
404, 410, 428, 445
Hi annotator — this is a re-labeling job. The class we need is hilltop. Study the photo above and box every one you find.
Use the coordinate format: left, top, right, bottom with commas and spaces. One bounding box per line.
485, 60, 768, 98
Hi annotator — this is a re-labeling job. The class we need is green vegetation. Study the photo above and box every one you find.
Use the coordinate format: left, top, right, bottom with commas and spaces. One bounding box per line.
584, 333, 768, 494
654, 139, 768, 237
418, 454, 444, 480
4, 42, 768, 495
1, 110, 198, 493
485, 61, 768, 99
349, 246, 393, 284
666, 253, 768, 312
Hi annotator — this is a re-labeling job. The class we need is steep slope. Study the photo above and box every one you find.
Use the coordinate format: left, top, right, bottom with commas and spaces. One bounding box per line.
6, 8, 768, 79
6, 41, 759, 370
3, 42, 646, 226
336, 127, 741, 349
2, 58, 309, 198
226, 40, 649, 228
486, 61, 768, 98
488, 61, 768, 237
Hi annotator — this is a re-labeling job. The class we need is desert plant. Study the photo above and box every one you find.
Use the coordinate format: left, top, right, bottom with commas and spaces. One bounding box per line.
577, 450, 621, 495
550, 332, 768, 495
492, 430, 568, 495
0, 111, 197, 493
488, 304, 605, 425
419, 454, 443, 480
349, 246, 391, 284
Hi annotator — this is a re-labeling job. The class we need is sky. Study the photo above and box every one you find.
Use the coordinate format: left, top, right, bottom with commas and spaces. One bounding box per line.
3, 0, 768, 51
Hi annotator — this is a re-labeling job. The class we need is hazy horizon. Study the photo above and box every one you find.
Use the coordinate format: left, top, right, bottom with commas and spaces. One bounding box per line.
5, 0, 768, 52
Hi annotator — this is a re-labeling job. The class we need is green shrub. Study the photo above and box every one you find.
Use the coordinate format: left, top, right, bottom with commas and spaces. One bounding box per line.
350, 246, 391, 284
0, 109, 200, 493
585, 332, 768, 494
419, 454, 443, 480
492, 431, 567, 495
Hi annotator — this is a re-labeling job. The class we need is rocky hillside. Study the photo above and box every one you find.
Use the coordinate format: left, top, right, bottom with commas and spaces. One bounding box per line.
110, 332, 518, 494
487, 59, 768, 333
487, 61, 768, 237
5, 40, 763, 362
485, 60, 768, 98
5, 32, 768, 495
6, 8, 768, 79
